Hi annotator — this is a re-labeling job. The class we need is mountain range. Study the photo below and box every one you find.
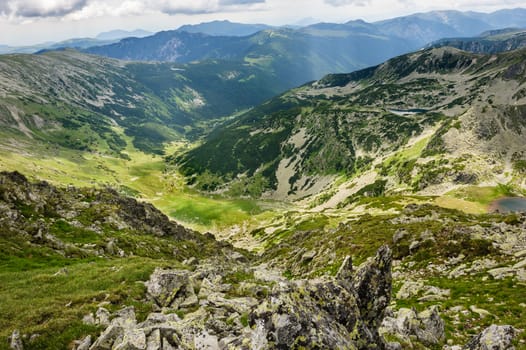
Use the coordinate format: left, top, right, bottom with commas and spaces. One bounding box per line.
1, 7, 526, 350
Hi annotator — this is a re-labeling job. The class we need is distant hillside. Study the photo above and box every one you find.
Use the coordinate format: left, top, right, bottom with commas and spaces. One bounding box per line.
0, 50, 286, 154
96, 29, 152, 41
175, 47, 526, 199
177, 20, 272, 36
82, 9, 526, 87
430, 28, 526, 53
85, 28, 413, 87
375, 8, 526, 47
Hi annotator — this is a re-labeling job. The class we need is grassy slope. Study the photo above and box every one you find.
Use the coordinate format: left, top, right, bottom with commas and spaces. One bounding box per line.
0, 129, 280, 236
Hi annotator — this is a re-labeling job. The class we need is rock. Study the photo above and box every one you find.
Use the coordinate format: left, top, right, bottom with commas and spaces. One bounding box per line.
179, 293, 199, 308
75, 335, 91, 350
301, 250, 316, 263
352, 245, 392, 332
396, 280, 424, 299
96, 307, 111, 326
385, 342, 403, 350
392, 229, 407, 244
82, 312, 96, 325
469, 305, 491, 318
380, 305, 445, 347
513, 258, 526, 269
113, 328, 146, 350
463, 324, 517, 350
194, 331, 219, 350
488, 267, 515, 280
90, 324, 124, 350
146, 268, 194, 308
145, 329, 161, 350
183, 257, 198, 267
9, 329, 23, 350
90, 246, 395, 350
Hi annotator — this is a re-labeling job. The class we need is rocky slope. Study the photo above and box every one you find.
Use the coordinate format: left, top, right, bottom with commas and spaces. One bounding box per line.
1, 174, 524, 349
175, 47, 526, 200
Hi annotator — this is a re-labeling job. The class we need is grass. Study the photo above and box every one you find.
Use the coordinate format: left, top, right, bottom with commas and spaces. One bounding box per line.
0, 132, 281, 235
436, 185, 518, 214
156, 192, 265, 229
0, 257, 163, 349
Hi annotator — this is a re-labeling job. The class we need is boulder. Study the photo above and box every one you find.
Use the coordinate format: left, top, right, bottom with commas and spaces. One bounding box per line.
463, 325, 517, 350
352, 245, 392, 333
76, 335, 91, 350
146, 268, 194, 309
380, 305, 445, 346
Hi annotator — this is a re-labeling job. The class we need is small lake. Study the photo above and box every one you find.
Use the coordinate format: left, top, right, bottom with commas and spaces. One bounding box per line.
490, 197, 526, 213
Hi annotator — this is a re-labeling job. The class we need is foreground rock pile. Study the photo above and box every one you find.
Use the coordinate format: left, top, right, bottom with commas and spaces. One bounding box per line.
85, 246, 392, 349
80, 246, 518, 350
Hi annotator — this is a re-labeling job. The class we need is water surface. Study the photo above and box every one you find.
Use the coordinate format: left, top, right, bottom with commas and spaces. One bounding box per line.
490, 197, 526, 213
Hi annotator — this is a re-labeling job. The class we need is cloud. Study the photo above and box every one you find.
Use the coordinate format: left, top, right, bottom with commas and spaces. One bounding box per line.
219, 0, 265, 5
0, 0, 266, 19
324, 0, 370, 6
1, 0, 88, 18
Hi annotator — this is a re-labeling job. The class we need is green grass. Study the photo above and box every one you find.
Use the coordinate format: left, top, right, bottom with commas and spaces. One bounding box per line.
0, 257, 163, 349
157, 192, 266, 229
450, 185, 515, 205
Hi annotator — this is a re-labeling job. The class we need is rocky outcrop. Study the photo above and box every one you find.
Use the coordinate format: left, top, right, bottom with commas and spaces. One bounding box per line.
463, 325, 518, 350
380, 306, 445, 347
90, 246, 393, 349
0, 171, 221, 259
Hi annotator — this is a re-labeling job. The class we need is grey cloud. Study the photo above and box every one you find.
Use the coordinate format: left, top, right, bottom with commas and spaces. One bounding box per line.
0, 0, 266, 19
158, 0, 265, 15
0, 0, 88, 18
324, 0, 369, 6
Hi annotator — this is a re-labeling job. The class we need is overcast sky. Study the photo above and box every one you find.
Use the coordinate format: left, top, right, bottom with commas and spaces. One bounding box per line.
0, 0, 524, 46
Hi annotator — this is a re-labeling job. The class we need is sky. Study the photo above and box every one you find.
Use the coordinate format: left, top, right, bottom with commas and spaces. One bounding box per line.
0, 0, 525, 46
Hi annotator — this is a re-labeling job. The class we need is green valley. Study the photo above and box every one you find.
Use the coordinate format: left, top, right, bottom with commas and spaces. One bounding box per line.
1, 13, 526, 350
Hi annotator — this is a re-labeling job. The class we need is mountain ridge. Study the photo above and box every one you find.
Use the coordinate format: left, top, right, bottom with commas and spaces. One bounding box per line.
175, 47, 526, 201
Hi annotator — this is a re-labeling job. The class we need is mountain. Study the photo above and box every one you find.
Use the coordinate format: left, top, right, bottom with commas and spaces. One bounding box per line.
177, 20, 272, 36
0, 30, 151, 55
85, 28, 413, 87
375, 8, 526, 47
175, 47, 526, 200
0, 38, 117, 54
96, 29, 153, 41
82, 9, 526, 88
430, 28, 526, 53
0, 50, 286, 155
